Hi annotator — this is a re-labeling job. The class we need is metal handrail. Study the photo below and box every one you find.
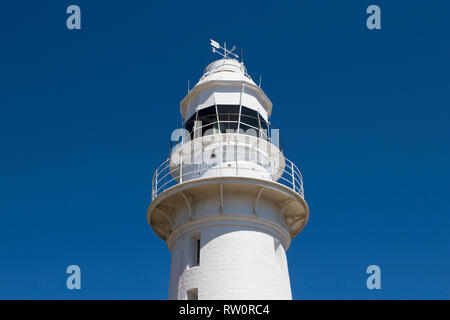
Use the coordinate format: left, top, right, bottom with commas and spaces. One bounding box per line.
151, 148, 304, 201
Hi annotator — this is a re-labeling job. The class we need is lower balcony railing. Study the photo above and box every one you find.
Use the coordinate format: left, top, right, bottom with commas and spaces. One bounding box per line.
151, 147, 304, 201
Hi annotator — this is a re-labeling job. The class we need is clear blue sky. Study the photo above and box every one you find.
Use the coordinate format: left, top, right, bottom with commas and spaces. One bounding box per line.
0, 0, 448, 299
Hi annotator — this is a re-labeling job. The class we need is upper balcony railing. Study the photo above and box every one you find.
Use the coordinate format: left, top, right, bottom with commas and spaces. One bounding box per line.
172, 105, 283, 154
170, 119, 283, 155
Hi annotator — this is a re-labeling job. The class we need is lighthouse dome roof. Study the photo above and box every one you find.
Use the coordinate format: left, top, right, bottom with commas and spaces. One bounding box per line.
196, 59, 256, 86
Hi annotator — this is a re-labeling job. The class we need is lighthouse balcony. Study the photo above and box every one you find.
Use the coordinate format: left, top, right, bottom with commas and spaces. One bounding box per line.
151, 133, 304, 201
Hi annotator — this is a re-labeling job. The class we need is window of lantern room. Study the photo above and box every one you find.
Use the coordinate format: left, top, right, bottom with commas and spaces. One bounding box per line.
197, 106, 219, 137
183, 104, 272, 142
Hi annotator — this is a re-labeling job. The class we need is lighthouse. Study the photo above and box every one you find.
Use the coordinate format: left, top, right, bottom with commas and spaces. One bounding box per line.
147, 40, 309, 300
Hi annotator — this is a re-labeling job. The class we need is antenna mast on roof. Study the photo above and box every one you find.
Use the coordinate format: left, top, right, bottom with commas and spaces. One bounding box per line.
210, 39, 239, 60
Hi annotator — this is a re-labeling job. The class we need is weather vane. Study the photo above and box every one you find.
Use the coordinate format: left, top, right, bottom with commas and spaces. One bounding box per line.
210, 39, 239, 60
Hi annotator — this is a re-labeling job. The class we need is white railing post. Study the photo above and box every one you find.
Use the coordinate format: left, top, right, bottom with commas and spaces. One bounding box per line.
180, 150, 183, 183
291, 161, 295, 192
155, 173, 158, 199
235, 137, 238, 176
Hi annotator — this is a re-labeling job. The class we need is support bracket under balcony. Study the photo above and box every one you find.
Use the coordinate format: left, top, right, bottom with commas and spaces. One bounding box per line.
219, 184, 224, 214
180, 191, 192, 219
253, 187, 265, 216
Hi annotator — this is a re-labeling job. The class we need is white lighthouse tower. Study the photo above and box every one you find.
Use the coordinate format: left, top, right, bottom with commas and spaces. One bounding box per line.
147, 40, 309, 300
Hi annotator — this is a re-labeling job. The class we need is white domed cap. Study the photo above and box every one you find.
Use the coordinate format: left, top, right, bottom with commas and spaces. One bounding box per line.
180, 58, 272, 118
196, 59, 256, 86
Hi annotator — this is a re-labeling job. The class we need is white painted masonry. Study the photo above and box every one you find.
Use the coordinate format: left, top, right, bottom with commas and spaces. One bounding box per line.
169, 221, 292, 299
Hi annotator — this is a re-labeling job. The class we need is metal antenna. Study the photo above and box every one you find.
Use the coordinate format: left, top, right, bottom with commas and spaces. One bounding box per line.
210, 39, 239, 60
259, 75, 262, 88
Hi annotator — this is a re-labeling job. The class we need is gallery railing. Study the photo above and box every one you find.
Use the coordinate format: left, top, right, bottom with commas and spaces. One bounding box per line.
152, 140, 304, 201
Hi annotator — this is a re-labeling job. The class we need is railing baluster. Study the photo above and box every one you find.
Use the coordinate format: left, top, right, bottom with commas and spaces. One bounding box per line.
155, 171, 158, 199
179, 150, 183, 183
291, 161, 295, 192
